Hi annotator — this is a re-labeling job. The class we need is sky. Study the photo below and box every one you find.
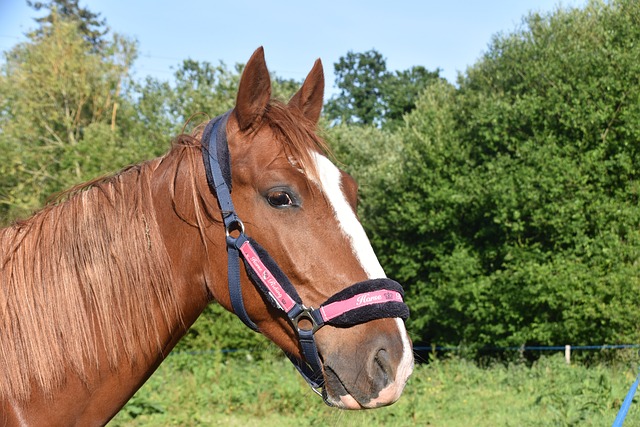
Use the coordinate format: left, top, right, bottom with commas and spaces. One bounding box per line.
1, 0, 586, 96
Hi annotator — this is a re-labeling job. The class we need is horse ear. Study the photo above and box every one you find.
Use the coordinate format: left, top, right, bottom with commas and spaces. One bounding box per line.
235, 47, 272, 131
288, 58, 324, 125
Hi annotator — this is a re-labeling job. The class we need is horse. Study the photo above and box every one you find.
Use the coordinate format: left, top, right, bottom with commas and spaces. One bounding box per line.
0, 47, 414, 425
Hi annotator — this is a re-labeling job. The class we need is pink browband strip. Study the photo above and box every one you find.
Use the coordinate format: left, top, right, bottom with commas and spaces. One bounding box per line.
239, 241, 297, 312
319, 289, 403, 323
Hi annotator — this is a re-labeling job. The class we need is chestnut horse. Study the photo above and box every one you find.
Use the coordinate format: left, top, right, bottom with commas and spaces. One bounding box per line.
0, 47, 413, 425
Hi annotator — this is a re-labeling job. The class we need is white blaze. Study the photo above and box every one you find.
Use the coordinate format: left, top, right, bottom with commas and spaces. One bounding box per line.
311, 153, 414, 396
311, 153, 386, 279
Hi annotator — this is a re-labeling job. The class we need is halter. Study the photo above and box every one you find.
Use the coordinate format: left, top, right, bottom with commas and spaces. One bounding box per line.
201, 110, 409, 399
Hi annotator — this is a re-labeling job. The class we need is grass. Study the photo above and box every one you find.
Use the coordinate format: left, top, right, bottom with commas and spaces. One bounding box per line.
109, 350, 640, 426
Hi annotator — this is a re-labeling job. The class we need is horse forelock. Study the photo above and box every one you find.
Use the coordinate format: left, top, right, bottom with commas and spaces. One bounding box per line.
178, 101, 332, 182
257, 100, 332, 180
0, 161, 183, 401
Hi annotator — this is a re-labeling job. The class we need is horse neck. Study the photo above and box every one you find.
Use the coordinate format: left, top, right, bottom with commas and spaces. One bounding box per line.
0, 153, 216, 424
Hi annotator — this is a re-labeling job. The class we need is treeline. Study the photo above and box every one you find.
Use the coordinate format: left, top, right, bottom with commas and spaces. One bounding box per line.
1, 0, 639, 353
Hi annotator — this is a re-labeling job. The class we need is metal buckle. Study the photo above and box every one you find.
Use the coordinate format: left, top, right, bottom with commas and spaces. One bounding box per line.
291, 306, 321, 334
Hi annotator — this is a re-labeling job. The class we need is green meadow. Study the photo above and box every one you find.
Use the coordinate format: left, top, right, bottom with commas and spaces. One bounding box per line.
110, 350, 639, 427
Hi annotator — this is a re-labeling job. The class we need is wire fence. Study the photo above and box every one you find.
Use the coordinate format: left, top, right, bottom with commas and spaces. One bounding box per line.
413, 344, 640, 352
412, 344, 640, 363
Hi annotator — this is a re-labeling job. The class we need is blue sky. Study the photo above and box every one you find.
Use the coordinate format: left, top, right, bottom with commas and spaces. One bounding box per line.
1, 1, 585, 96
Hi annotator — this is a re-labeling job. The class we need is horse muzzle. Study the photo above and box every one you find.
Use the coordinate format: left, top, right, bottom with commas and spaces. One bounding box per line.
320, 318, 414, 409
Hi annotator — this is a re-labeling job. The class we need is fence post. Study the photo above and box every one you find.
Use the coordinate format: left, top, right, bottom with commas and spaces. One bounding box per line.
565, 344, 571, 364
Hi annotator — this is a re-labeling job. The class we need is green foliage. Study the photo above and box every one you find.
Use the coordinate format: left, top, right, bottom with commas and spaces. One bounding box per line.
384, 65, 442, 126
27, 0, 108, 49
351, 0, 640, 349
172, 59, 239, 120
326, 50, 388, 126
174, 304, 270, 355
325, 49, 440, 127
0, 11, 138, 224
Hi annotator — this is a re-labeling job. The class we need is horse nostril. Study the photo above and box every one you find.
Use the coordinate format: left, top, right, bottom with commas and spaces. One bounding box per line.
373, 348, 392, 389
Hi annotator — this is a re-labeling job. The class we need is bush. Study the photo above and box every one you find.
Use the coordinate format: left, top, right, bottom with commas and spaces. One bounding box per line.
349, 0, 640, 349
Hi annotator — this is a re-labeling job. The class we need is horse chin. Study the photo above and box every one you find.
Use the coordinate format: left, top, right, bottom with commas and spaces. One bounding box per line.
335, 394, 364, 410
321, 364, 408, 410
323, 386, 406, 410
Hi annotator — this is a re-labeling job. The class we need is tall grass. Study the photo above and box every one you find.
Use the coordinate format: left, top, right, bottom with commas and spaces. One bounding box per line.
109, 350, 639, 426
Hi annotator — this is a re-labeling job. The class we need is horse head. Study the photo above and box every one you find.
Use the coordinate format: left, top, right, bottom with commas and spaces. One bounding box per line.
203, 47, 414, 409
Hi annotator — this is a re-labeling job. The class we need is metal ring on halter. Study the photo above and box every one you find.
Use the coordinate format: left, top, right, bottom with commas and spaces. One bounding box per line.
291, 306, 322, 334
225, 218, 245, 238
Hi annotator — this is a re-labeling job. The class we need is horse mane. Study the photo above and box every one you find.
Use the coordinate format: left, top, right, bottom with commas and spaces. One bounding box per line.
0, 100, 330, 402
0, 158, 183, 401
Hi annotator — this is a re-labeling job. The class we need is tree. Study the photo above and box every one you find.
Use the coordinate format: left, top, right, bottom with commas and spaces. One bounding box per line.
384, 65, 441, 126
27, 0, 108, 49
0, 10, 136, 223
326, 50, 388, 126
361, 0, 640, 350
326, 49, 440, 128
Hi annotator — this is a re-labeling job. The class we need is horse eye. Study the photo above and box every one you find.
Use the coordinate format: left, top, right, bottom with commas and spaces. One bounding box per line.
267, 191, 294, 207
